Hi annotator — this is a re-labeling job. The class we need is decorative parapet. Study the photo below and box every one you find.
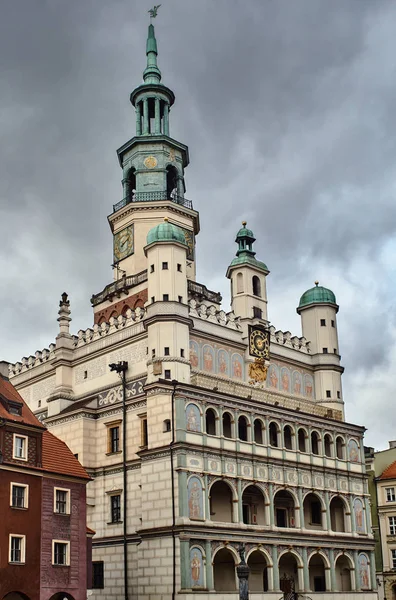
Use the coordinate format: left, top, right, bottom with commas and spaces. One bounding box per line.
8, 307, 146, 377
187, 280, 222, 305
188, 299, 241, 330
269, 325, 310, 354
90, 270, 148, 307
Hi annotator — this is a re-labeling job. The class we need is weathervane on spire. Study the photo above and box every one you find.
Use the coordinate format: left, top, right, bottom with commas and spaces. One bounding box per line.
148, 5, 161, 21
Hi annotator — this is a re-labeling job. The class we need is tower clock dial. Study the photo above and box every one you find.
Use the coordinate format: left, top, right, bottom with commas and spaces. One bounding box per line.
114, 225, 134, 262
249, 326, 270, 359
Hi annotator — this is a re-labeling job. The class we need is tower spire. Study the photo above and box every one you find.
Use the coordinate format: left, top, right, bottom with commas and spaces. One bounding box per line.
143, 24, 162, 84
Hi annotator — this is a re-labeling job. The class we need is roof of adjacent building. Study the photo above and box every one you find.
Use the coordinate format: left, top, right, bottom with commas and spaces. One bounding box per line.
146, 218, 187, 246
41, 429, 90, 480
379, 460, 396, 480
0, 375, 45, 429
298, 282, 337, 309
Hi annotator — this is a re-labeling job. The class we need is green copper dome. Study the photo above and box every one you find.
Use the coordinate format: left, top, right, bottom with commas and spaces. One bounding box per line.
226, 220, 269, 276
298, 282, 337, 309
146, 219, 186, 246
229, 255, 268, 271
236, 223, 255, 241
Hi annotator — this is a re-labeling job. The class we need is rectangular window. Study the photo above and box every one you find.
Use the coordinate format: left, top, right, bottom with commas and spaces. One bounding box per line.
52, 540, 70, 566
323, 348, 328, 354
151, 296, 155, 303
178, 295, 183, 303
253, 306, 262, 319
311, 501, 322, 525
11, 484, 28, 509
180, 349, 185, 358
13, 434, 28, 460
389, 517, 396, 535
337, 391, 341, 399
334, 348, 337, 354
163, 294, 169, 301
392, 549, 396, 569
387, 488, 396, 502
54, 488, 70, 515
177, 263, 182, 272
140, 417, 148, 448
326, 390, 331, 398
320, 319, 326, 326
164, 347, 170, 356
331, 320, 335, 327
150, 264, 154, 273
9, 535, 25, 563
109, 426, 120, 453
92, 561, 104, 589
111, 495, 121, 523
164, 369, 171, 380
162, 262, 168, 270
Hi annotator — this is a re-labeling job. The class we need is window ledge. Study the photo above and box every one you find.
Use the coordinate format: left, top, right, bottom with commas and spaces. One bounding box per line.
9, 561, 25, 565
105, 451, 122, 456
11, 506, 28, 511
52, 564, 70, 568
54, 512, 70, 517
107, 521, 123, 525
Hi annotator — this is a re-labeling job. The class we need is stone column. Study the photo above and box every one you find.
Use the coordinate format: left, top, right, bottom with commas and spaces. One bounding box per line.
329, 549, 336, 591
205, 540, 213, 590
163, 102, 169, 135
180, 540, 190, 589
324, 490, 331, 531
237, 479, 243, 524
297, 487, 303, 529
364, 496, 371, 534
154, 97, 161, 134
369, 551, 376, 590
271, 545, 280, 591
269, 483, 275, 527
179, 471, 188, 517
143, 98, 149, 134
236, 544, 249, 600
136, 101, 142, 135
350, 496, 356, 533
353, 549, 361, 590
302, 547, 310, 591
204, 474, 210, 521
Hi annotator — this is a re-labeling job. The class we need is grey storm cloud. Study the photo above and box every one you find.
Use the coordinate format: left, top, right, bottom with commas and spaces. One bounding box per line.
1, 0, 396, 449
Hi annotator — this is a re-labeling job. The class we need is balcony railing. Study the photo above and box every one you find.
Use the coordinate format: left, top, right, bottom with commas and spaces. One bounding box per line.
113, 191, 193, 213
188, 280, 223, 304
90, 270, 148, 306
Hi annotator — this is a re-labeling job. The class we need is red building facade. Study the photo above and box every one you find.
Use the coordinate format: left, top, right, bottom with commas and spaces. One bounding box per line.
0, 365, 90, 600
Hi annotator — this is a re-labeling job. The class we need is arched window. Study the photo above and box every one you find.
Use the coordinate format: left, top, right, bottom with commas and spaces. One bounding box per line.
205, 409, 216, 436
274, 490, 295, 528
309, 554, 326, 591
324, 434, 332, 457
248, 551, 269, 592
335, 555, 353, 591
238, 415, 248, 441
279, 552, 300, 592
126, 167, 136, 203
303, 493, 323, 529
269, 422, 279, 447
283, 425, 293, 450
222, 412, 232, 438
298, 428, 307, 452
252, 275, 261, 297
336, 436, 345, 459
311, 431, 320, 455
210, 481, 233, 523
236, 272, 244, 294
242, 486, 265, 525
254, 419, 263, 444
213, 548, 236, 591
330, 497, 346, 532
166, 165, 178, 200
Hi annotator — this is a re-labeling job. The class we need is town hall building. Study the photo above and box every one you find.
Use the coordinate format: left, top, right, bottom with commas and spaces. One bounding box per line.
6, 21, 376, 600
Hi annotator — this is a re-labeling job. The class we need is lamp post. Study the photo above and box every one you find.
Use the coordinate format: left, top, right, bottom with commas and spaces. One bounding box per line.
237, 543, 250, 600
109, 361, 128, 600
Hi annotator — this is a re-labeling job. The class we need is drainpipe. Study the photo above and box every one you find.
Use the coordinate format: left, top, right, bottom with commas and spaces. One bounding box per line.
170, 380, 178, 600
109, 361, 129, 600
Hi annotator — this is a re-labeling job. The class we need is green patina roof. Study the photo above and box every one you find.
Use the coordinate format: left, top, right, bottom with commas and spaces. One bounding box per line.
298, 282, 337, 309
229, 253, 268, 272
227, 221, 269, 275
146, 219, 187, 246
236, 223, 255, 241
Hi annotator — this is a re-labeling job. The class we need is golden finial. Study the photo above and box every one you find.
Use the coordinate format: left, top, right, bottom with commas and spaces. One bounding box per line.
164, 217, 169, 222
242, 221, 247, 226
315, 280, 319, 286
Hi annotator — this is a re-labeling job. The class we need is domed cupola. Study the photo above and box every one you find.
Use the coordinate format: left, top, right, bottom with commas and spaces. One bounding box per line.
146, 218, 187, 246
298, 281, 337, 313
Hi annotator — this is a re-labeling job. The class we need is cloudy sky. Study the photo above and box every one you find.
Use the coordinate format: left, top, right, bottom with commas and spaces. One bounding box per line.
1, 0, 395, 451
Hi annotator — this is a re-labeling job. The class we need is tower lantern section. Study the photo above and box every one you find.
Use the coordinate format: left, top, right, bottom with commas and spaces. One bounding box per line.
144, 219, 191, 384
226, 222, 270, 326
297, 282, 344, 416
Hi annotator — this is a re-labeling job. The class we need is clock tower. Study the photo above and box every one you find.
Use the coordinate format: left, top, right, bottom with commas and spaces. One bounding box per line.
109, 23, 199, 281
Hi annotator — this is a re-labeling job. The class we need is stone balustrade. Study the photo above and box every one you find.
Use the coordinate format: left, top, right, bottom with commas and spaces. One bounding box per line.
188, 299, 241, 330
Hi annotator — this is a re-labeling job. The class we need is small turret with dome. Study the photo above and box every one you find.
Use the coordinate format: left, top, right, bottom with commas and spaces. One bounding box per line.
226, 221, 269, 326
146, 217, 187, 246
298, 281, 337, 311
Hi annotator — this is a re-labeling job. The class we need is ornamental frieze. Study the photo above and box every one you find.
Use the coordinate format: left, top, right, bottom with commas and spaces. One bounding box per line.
97, 377, 146, 407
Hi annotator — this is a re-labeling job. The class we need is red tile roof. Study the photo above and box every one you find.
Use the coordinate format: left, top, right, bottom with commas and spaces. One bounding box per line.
380, 460, 396, 481
41, 430, 90, 480
86, 526, 96, 535
0, 376, 44, 428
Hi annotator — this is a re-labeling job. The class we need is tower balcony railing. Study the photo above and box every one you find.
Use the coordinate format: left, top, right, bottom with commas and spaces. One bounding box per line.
113, 191, 193, 213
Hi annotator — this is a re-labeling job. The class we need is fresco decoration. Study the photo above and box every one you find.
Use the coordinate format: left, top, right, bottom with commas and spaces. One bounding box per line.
280, 367, 291, 392
304, 374, 314, 398
179, 226, 195, 261
202, 345, 214, 373
190, 546, 205, 588
186, 403, 201, 433
292, 370, 302, 395
354, 498, 365, 533
358, 554, 370, 589
187, 476, 204, 520
189, 339, 245, 381
348, 439, 360, 463
268, 364, 279, 389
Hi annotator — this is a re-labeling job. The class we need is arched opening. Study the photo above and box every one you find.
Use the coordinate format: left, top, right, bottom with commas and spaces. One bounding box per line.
311, 430, 320, 455
213, 548, 236, 591
330, 497, 346, 532
205, 408, 216, 436
269, 421, 279, 447
222, 412, 232, 438
309, 554, 326, 592
109, 310, 118, 320
3, 594, 31, 600
336, 436, 345, 459
166, 165, 178, 200
392, 583, 396, 600
121, 304, 132, 317
252, 275, 261, 297
209, 481, 233, 522
238, 415, 248, 441
279, 553, 300, 592
48, 595, 75, 600
298, 428, 307, 452
324, 433, 332, 457
274, 490, 295, 528
254, 419, 263, 444
283, 425, 293, 450
303, 493, 323, 529
125, 167, 136, 203
242, 485, 265, 525
248, 550, 269, 592
335, 555, 353, 591
98, 316, 107, 326
236, 272, 244, 294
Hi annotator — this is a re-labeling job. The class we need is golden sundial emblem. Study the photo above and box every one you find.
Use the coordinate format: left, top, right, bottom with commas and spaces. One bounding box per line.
144, 155, 158, 169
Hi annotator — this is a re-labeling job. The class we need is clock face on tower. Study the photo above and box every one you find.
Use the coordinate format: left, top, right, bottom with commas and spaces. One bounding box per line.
248, 325, 270, 359
114, 225, 134, 262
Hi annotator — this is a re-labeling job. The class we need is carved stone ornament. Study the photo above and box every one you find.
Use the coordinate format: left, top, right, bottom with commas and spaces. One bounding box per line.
144, 155, 158, 169
249, 358, 268, 384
